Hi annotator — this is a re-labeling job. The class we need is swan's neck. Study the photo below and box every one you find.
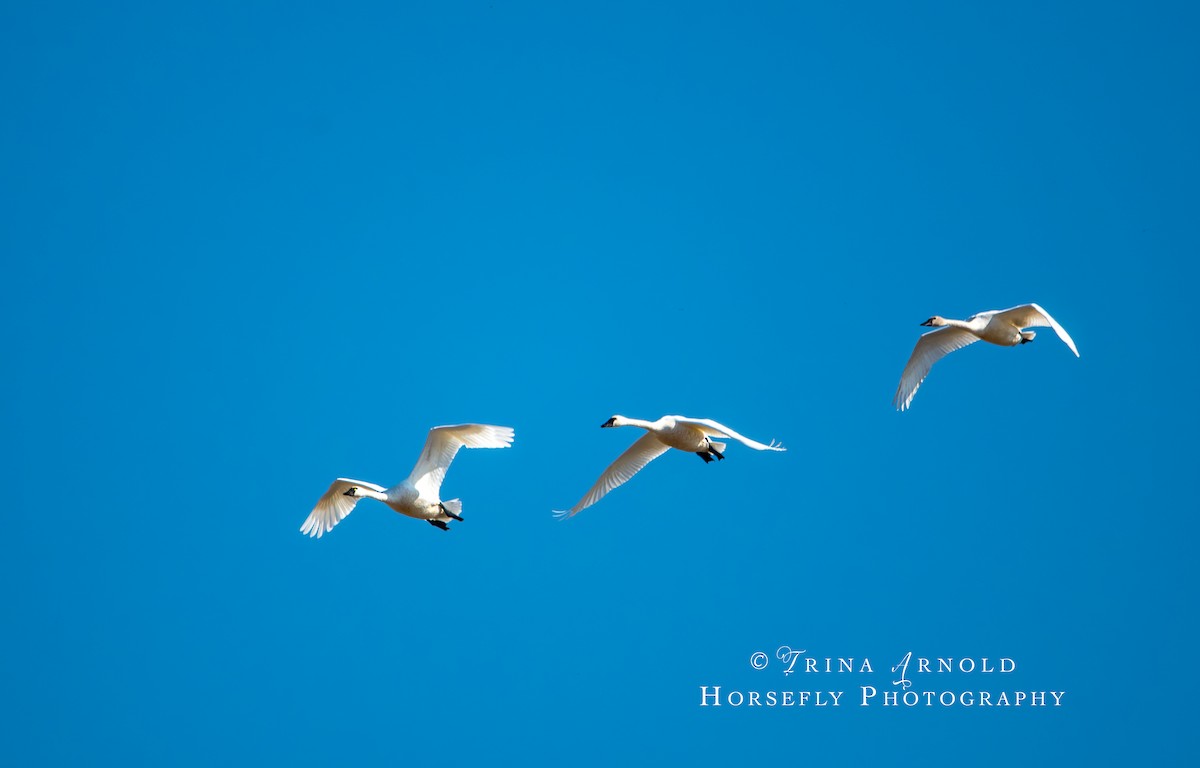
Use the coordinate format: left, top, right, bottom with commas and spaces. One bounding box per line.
943, 318, 977, 331
620, 417, 658, 431
361, 488, 388, 502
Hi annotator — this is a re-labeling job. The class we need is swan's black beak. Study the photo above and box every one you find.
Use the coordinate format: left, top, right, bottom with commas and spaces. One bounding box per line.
601, 418, 616, 428
342, 488, 355, 497
920, 318, 935, 327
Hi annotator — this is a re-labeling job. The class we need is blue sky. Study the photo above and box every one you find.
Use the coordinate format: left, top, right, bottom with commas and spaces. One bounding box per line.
2, 1, 1197, 764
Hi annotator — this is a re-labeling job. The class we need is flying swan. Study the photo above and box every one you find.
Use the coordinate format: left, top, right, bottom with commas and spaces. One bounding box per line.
554, 415, 785, 519
893, 303, 1079, 411
300, 423, 514, 537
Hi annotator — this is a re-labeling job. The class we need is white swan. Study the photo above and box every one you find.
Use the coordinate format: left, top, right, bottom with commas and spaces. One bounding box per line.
554, 415, 785, 519
893, 303, 1079, 411
300, 423, 514, 537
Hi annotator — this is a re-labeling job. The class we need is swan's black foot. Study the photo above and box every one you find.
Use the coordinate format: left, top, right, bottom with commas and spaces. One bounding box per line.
1019, 337, 1033, 344
696, 451, 714, 463
438, 502, 463, 521
428, 520, 450, 531
711, 448, 725, 461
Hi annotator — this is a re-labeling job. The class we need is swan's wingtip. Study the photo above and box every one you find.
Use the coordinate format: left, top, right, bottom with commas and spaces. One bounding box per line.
485, 425, 515, 447
552, 509, 575, 521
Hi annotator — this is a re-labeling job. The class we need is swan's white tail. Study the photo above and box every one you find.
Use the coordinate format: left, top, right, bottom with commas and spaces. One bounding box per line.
1021, 330, 1037, 341
709, 440, 727, 454
442, 498, 463, 518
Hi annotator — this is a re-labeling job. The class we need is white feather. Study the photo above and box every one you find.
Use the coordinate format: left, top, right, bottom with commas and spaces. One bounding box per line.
300, 424, 513, 537
894, 303, 1079, 411
555, 414, 785, 518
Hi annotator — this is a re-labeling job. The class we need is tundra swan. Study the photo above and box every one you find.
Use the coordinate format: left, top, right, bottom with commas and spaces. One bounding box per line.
553, 415, 785, 519
894, 303, 1079, 411
301, 423, 514, 537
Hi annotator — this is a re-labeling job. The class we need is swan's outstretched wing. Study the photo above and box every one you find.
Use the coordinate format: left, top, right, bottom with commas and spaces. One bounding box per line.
301, 478, 387, 538
673, 417, 786, 451
554, 433, 670, 519
408, 424, 514, 499
994, 303, 1080, 357
893, 327, 981, 411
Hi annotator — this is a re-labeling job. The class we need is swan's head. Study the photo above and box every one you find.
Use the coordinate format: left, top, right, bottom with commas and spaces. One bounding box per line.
921, 315, 947, 327
601, 415, 625, 428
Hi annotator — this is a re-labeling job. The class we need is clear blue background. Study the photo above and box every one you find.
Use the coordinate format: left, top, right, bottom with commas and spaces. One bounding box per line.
2, 1, 1197, 765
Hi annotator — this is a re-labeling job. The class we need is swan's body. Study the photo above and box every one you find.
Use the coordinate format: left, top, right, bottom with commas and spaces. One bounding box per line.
301, 423, 514, 537
893, 303, 1079, 411
554, 415, 785, 519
